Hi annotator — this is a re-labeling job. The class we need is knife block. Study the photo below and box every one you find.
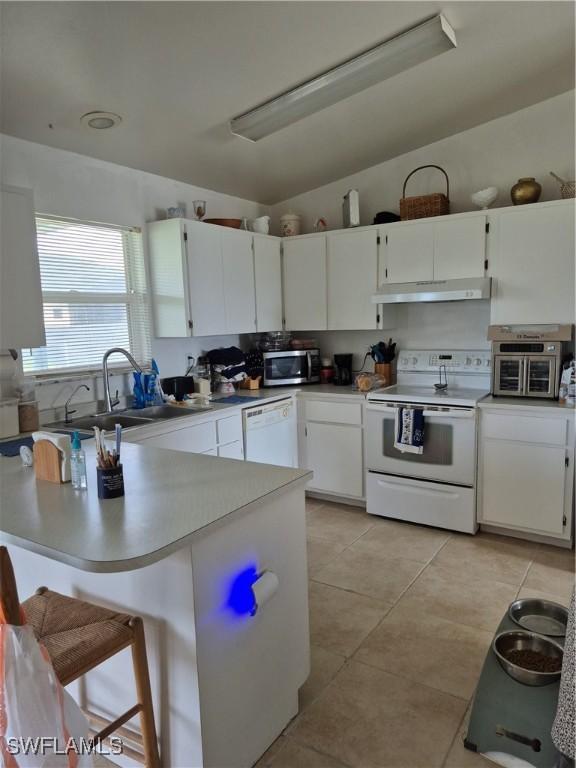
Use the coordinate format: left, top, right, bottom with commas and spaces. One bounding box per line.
374, 362, 397, 386
33, 439, 63, 483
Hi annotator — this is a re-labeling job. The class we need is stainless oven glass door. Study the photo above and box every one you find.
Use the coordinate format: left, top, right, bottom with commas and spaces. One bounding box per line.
366, 403, 476, 485
264, 351, 311, 385
525, 356, 556, 398
493, 356, 525, 396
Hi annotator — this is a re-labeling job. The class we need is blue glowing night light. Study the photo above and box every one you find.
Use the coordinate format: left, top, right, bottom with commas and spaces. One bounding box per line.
226, 565, 259, 616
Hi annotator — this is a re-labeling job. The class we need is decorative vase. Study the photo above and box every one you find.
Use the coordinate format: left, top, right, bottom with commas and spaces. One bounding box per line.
510, 177, 541, 205
280, 212, 301, 237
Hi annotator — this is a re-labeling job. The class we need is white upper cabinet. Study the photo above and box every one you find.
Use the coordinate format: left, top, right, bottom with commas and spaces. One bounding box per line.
489, 200, 575, 325
327, 229, 379, 330
221, 228, 256, 334
384, 221, 434, 283
149, 219, 256, 337
0, 185, 46, 349
381, 214, 487, 283
186, 220, 228, 336
434, 215, 487, 279
253, 235, 283, 332
283, 234, 327, 331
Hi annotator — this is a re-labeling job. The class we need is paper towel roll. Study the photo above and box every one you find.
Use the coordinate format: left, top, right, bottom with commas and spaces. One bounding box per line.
251, 570, 279, 615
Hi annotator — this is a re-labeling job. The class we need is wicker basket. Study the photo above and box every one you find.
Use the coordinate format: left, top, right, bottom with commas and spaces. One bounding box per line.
550, 172, 576, 199
399, 165, 450, 220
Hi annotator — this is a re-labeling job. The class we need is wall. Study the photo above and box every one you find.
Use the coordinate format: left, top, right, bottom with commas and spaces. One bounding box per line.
270, 90, 575, 360
1, 134, 268, 415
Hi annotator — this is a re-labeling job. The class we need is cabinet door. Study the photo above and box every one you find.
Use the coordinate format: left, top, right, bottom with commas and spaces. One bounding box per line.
305, 422, 363, 497
254, 236, 283, 332
434, 216, 486, 280
385, 222, 434, 283
186, 221, 228, 336
221, 228, 256, 334
0, 186, 46, 349
327, 230, 378, 330
148, 219, 190, 337
481, 439, 567, 536
283, 236, 327, 330
490, 202, 575, 324
218, 441, 244, 460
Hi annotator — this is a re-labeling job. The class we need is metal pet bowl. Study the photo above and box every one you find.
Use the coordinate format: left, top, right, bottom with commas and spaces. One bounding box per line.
508, 598, 568, 637
493, 630, 564, 686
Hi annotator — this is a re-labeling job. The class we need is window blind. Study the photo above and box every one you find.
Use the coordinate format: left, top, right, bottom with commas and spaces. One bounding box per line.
23, 216, 152, 375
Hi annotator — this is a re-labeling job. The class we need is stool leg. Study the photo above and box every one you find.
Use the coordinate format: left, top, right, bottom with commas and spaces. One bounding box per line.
129, 618, 161, 768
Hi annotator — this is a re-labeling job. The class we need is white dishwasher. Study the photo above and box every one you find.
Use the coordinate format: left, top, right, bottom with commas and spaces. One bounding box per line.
243, 398, 297, 467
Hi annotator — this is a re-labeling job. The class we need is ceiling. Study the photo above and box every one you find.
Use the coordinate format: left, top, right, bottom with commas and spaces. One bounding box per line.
1, 2, 574, 204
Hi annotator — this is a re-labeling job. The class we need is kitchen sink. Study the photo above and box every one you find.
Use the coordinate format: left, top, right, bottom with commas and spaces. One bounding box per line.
48, 404, 205, 433
123, 405, 201, 420
49, 414, 154, 432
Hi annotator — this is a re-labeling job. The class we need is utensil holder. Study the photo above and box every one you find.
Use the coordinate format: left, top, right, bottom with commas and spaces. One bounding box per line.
97, 464, 124, 499
374, 362, 397, 385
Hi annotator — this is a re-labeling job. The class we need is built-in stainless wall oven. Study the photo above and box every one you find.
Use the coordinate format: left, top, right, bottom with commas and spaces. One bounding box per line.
262, 349, 321, 387
489, 325, 573, 399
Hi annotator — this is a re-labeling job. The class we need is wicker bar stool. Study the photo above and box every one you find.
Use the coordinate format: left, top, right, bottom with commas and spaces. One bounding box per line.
0, 546, 161, 767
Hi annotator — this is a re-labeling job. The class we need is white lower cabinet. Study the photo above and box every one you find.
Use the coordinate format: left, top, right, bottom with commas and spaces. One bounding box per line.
299, 396, 365, 500
478, 408, 574, 542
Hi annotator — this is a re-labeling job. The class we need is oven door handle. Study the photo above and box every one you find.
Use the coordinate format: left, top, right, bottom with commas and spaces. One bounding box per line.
366, 404, 475, 418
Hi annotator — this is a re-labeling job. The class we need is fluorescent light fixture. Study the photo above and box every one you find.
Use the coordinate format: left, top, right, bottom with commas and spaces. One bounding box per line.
230, 14, 456, 141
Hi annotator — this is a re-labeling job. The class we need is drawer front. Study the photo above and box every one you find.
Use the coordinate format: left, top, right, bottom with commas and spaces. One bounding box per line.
304, 399, 362, 425
482, 413, 567, 446
217, 413, 243, 445
141, 420, 217, 453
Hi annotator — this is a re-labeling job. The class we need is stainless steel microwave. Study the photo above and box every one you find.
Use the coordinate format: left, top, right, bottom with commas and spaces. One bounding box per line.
262, 349, 321, 387
489, 324, 573, 399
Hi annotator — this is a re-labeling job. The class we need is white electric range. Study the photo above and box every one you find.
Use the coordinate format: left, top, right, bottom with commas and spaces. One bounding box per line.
366, 350, 491, 534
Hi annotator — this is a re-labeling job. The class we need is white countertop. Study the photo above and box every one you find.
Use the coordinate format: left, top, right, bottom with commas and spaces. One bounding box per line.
0, 441, 310, 573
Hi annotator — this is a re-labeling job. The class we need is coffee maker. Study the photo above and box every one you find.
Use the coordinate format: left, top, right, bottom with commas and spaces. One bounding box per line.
333, 354, 353, 386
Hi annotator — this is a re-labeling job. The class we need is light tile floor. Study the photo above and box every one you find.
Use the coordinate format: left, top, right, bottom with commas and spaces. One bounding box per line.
258, 498, 576, 768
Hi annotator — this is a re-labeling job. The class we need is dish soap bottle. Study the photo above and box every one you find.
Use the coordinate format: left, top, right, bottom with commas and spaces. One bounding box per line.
70, 431, 87, 490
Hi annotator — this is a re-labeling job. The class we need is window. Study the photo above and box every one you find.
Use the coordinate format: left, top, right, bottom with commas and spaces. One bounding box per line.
23, 216, 152, 375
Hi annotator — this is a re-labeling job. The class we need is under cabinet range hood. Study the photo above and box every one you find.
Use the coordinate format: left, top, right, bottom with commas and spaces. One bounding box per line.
372, 277, 492, 304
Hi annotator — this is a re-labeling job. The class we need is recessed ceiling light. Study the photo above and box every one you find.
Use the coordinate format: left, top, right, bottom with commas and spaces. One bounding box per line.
80, 111, 122, 130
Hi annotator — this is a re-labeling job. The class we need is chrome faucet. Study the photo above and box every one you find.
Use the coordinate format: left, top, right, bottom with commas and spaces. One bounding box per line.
102, 347, 143, 413
64, 384, 90, 423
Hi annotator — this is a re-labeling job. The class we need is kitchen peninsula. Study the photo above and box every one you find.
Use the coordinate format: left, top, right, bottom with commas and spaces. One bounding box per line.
0, 441, 312, 768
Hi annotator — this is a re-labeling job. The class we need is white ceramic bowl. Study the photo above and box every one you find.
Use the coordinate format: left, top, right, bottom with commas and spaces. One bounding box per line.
471, 187, 498, 209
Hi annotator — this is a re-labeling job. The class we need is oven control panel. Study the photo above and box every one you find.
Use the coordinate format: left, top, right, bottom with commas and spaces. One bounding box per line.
397, 350, 491, 373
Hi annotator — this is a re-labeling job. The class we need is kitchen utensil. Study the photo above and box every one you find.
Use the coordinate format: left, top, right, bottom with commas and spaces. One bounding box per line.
510, 177, 541, 205
493, 630, 563, 686
550, 171, 576, 199
471, 187, 498, 209
434, 364, 448, 390
161, 376, 195, 401
400, 165, 450, 220
508, 598, 568, 637
193, 200, 206, 220
204, 218, 242, 229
